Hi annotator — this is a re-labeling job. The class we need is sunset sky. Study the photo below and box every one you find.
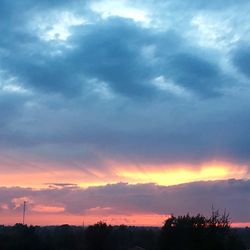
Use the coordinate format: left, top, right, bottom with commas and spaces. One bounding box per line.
0, 0, 250, 227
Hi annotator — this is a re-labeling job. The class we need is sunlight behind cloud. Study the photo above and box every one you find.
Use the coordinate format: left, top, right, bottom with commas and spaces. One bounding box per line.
190, 13, 239, 49
0, 160, 248, 189
152, 76, 191, 98
33, 11, 86, 41
0, 73, 31, 94
90, 0, 150, 24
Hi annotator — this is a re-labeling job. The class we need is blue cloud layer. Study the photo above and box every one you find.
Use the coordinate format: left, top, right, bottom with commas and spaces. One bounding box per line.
0, 0, 250, 170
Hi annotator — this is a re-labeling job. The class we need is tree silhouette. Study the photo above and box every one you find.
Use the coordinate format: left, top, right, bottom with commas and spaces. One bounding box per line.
0, 217, 247, 250
159, 211, 245, 250
85, 221, 113, 250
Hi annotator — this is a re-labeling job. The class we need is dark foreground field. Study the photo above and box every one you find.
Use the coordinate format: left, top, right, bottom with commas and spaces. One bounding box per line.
0, 214, 249, 250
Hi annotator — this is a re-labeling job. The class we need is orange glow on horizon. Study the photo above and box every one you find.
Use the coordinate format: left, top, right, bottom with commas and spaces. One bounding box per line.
231, 222, 250, 228
1, 211, 249, 228
31, 205, 65, 213
0, 212, 168, 227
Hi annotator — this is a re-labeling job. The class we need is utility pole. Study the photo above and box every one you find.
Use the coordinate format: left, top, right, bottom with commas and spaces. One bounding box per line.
22, 201, 26, 225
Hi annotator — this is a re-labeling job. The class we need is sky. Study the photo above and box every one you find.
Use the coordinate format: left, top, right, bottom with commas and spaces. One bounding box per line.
0, 0, 250, 226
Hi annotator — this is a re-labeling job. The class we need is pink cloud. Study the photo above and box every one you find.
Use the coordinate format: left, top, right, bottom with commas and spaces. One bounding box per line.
0, 179, 250, 226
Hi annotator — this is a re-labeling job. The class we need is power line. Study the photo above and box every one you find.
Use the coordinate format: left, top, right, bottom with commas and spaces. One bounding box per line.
22, 201, 26, 225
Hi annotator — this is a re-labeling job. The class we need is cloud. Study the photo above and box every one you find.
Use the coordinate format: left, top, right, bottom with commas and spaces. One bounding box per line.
0, 0, 235, 98
164, 53, 224, 97
232, 45, 250, 79
167, 0, 250, 10
0, 179, 250, 223
68, 18, 158, 98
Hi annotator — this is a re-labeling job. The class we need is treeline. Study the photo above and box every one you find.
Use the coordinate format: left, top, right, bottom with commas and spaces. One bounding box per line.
0, 212, 249, 250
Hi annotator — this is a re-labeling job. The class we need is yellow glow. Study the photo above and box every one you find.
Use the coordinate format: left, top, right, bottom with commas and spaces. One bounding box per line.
115, 162, 248, 186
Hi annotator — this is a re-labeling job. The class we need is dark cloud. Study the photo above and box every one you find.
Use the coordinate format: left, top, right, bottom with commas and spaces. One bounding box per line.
165, 53, 223, 97
69, 18, 157, 98
1, 179, 250, 222
232, 46, 250, 79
